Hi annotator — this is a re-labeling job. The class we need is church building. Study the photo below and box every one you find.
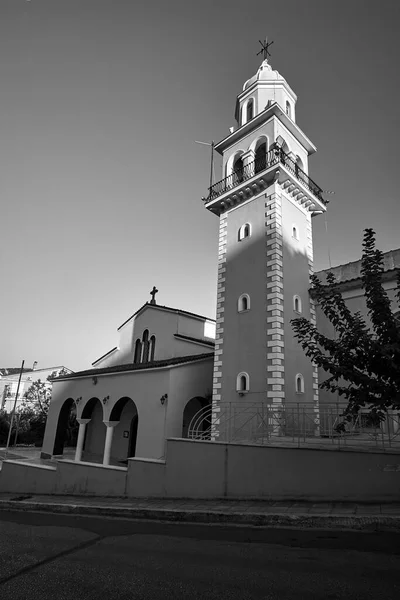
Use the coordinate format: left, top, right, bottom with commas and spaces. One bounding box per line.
2, 42, 398, 495
38, 45, 329, 465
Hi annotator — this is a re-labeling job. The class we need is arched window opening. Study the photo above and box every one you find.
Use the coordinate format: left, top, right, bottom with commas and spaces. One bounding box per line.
241, 105, 246, 126
149, 335, 156, 362
236, 372, 249, 393
141, 329, 150, 363
238, 294, 250, 312
292, 225, 299, 240
182, 396, 210, 439
233, 155, 244, 184
286, 101, 291, 118
295, 374, 304, 394
133, 339, 142, 364
293, 295, 302, 314
246, 99, 254, 122
255, 142, 267, 173
238, 222, 251, 241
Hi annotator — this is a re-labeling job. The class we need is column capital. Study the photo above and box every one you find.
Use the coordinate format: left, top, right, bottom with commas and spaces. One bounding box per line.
241, 149, 255, 164
77, 418, 91, 425
103, 420, 119, 428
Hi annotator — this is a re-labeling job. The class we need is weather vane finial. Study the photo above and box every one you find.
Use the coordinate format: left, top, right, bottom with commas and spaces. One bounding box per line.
257, 36, 274, 61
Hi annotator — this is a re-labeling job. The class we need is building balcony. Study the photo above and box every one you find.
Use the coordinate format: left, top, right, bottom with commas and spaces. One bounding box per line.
203, 149, 327, 214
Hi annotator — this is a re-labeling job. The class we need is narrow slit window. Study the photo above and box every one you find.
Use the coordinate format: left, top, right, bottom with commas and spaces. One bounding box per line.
238, 223, 251, 241
295, 374, 304, 394
238, 294, 250, 312
246, 99, 254, 122
293, 295, 302, 313
236, 372, 249, 392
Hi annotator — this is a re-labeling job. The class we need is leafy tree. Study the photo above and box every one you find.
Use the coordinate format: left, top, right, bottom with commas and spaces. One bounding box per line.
291, 228, 400, 432
21, 379, 51, 421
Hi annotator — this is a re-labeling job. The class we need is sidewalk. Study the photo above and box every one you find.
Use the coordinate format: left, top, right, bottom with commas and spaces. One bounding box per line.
1, 493, 400, 531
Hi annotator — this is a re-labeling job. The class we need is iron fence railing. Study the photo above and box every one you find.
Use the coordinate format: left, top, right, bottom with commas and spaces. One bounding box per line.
187, 402, 400, 452
206, 148, 326, 204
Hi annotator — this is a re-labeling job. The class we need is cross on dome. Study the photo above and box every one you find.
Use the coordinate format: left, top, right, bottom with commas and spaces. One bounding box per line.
257, 37, 274, 61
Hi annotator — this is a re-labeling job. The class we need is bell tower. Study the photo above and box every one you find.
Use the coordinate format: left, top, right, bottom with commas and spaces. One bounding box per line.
205, 46, 328, 437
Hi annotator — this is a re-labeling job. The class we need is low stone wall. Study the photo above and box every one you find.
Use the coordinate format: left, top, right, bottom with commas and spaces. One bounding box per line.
0, 459, 127, 496
127, 438, 400, 501
1, 439, 400, 501
0, 461, 57, 495
55, 460, 127, 496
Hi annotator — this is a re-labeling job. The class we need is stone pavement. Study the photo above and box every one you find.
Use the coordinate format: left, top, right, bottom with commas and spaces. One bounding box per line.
0, 493, 400, 532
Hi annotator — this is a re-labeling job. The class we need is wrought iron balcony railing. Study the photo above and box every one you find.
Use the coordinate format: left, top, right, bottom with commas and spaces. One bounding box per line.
206, 148, 326, 204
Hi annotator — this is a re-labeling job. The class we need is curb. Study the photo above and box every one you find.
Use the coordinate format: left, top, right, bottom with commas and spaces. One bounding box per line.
1, 500, 400, 531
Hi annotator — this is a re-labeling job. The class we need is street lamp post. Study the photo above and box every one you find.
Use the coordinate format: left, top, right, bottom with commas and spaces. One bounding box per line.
4, 359, 25, 459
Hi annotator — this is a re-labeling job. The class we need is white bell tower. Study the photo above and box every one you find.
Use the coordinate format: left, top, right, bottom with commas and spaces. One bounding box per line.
204, 43, 328, 438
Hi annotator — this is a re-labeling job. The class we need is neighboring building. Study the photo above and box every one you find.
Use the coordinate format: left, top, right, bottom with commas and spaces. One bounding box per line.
0, 365, 73, 413
315, 249, 400, 406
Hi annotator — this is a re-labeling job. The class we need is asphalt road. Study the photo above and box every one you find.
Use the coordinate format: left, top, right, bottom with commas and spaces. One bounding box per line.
0, 510, 399, 600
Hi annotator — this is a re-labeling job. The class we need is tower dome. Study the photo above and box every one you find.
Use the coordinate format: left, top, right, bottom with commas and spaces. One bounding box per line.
243, 59, 285, 91
236, 57, 297, 126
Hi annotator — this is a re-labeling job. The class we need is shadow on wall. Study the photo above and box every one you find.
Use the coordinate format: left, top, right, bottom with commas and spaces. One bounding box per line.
53, 398, 78, 455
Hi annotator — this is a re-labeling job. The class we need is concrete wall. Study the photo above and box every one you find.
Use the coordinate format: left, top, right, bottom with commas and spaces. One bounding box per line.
0, 460, 126, 496
2, 438, 400, 501
55, 461, 127, 496
127, 438, 400, 502
0, 461, 58, 495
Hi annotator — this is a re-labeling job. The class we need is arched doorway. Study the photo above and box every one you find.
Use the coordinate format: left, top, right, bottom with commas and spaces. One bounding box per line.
53, 398, 76, 456
109, 397, 139, 464
182, 396, 211, 439
80, 397, 105, 464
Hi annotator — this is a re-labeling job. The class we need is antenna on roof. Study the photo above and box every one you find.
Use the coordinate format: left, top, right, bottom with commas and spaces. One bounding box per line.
195, 140, 215, 196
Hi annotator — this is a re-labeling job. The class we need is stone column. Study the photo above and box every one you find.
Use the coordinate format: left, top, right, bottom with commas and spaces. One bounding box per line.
103, 421, 118, 466
241, 149, 255, 178
75, 418, 91, 462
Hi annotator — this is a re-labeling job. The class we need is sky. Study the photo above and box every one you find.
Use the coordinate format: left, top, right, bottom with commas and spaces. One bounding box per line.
1, 0, 399, 371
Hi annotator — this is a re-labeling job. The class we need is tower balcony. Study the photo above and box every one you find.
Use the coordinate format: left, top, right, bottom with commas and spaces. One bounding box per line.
203, 149, 327, 214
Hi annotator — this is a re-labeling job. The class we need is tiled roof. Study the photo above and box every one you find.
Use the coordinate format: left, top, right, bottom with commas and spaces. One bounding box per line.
52, 352, 214, 381
174, 333, 215, 347
117, 303, 216, 331
315, 248, 400, 287
92, 347, 118, 366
